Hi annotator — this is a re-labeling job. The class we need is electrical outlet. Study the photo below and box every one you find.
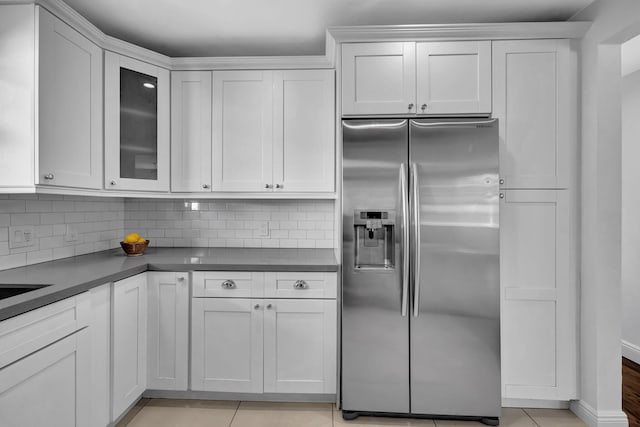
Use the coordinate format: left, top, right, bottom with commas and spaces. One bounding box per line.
258, 221, 270, 237
64, 225, 79, 242
9, 225, 35, 249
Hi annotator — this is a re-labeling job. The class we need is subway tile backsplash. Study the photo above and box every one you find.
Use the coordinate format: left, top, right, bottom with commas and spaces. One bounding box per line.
0, 195, 336, 271
0, 194, 125, 270
124, 199, 335, 249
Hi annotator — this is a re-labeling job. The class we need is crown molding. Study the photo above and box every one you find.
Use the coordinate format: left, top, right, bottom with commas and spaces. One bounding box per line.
171, 55, 333, 71
103, 35, 172, 69
328, 22, 591, 43
34, 0, 105, 46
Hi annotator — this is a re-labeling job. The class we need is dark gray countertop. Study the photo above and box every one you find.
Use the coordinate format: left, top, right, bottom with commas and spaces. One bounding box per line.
0, 247, 338, 321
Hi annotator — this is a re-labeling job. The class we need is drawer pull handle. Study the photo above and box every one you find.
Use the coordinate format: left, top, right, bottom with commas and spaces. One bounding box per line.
221, 280, 236, 289
294, 280, 308, 289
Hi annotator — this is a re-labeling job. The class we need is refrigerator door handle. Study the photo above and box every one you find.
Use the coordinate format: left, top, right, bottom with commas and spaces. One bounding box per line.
411, 162, 421, 317
400, 163, 409, 317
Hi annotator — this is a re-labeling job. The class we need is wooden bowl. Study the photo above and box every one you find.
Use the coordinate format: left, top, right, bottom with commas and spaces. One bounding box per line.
120, 240, 149, 256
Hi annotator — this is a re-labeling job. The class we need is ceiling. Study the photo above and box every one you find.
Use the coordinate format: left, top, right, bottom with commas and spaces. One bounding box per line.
62, 0, 596, 57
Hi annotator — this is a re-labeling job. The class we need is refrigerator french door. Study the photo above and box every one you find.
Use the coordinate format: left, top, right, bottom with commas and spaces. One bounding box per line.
341, 118, 500, 425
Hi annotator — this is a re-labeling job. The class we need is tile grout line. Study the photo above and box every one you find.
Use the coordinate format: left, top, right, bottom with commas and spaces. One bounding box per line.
228, 400, 241, 427
522, 408, 542, 427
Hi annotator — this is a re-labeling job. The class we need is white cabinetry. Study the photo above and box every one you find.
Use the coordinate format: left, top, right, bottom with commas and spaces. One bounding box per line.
105, 52, 170, 192
191, 271, 337, 395
212, 70, 274, 192
500, 190, 576, 400
147, 272, 189, 391
0, 5, 102, 191
171, 71, 213, 192
210, 70, 335, 193
0, 292, 91, 427
112, 273, 147, 419
493, 39, 573, 189
89, 284, 111, 427
494, 39, 577, 403
342, 41, 491, 115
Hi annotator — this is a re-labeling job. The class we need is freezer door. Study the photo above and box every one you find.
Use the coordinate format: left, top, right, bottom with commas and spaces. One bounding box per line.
341, 119, 410, 413
409, 119, 500, 417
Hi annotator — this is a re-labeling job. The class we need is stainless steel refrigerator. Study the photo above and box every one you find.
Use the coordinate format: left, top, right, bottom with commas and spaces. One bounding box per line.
341, 118, 500, 425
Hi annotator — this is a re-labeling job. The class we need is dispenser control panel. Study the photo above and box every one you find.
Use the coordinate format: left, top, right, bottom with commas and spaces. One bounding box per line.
353, 210, 395, 269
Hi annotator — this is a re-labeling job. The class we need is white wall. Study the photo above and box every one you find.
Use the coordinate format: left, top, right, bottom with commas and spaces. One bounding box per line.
621, 68, 640, 364
571, 1, 640, 425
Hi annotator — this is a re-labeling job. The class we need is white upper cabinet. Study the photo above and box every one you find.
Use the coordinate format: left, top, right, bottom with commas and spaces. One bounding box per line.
273, 70, 335, 192
211, 69, 335, 193
171, 71, 213, 192
38, 7, 103, 189
416, 41, 491, 115
342, 42, 416, 115
105, 52, 170, 192
342, 41, 491, 116
493, 39, 573, 189
212, 70, 274, 192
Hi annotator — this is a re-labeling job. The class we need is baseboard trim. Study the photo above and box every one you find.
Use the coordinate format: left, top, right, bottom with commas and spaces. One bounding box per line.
622, 340, 640, 365
502, 398, 569, 409
143, 389, 336, 403
570, 400, 628, 427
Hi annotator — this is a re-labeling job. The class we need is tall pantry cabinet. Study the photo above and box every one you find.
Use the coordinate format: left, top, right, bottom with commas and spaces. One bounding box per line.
493, 39, 578, 401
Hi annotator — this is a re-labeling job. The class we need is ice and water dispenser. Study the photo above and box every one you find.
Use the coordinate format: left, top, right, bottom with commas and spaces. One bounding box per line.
353, 210, 395, 269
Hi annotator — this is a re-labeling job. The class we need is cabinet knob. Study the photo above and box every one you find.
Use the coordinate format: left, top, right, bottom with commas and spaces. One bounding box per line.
254, 304, 261, 310
202, 184, 210, 189
421, 104, 427, 111
408, 103, 414, 111
499, 179, 505, 185
275, 184, 282, 189
221, 280, 236, 289
44, 173, 54, 180
499, 193, 505, 199
266, 303, 273, 309
294, 280, 308, 289
265, 184, 272, 189
110, 180, 117, 186
177, 276, 185, 282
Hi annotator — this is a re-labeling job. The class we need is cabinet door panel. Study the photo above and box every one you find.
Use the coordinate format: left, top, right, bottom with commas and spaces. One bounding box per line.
500, 189, 576, 400
105, 52, 170, 192
263, 299, 336, 394
273, 70, 335, 192
416, 41, 491, 114
171, 71, 212, 192
147, 272, 189, 391
112, 274, 147, 420
38, 7, 102, 189
212, 71, 273, 191
89, 284, 111, 427
0, 329, 90, 427
493, 40, 572, 189
191, 298, 263, 392
342, 42, 416, 115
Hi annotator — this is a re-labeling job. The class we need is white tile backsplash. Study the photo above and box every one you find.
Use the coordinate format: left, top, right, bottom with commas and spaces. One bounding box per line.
124, 199, 335, 249
0, 195, 336, 270
0, 194, 125, 270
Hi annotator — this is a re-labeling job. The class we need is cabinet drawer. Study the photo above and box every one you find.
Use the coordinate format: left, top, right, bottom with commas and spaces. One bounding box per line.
0, 292, 90, 369
264, 272, 337, 299
192, 271, 263, 298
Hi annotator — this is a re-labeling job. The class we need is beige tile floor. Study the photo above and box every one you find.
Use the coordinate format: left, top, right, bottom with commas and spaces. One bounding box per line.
116, 399, 588, 427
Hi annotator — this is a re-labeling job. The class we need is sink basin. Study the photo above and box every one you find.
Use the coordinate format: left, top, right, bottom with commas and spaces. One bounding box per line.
0, 284, 51, 301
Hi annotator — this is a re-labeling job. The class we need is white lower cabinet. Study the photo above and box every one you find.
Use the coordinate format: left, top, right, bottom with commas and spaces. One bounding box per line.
147, 272, 189, 391
0, 292, 91, 427
500, 189, 577, 401
0, 329, 91, 427
112, 273, 148, 420
89, 284, 111, 427
263, 299, 336, 394
191, 271, 337, 396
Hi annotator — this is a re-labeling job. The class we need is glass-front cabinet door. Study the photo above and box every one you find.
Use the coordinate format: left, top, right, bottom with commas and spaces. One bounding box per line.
105, 52, 169, 192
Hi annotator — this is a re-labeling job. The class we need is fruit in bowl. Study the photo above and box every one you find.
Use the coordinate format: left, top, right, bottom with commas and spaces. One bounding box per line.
120, 233, 149, 256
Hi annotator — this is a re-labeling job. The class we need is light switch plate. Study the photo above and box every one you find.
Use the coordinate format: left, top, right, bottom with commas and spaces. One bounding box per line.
258, 221, 269, 237
9, 225, 35, 249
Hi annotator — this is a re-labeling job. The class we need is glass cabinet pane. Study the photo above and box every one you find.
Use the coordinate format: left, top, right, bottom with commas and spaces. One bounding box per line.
120, 68, 158, 180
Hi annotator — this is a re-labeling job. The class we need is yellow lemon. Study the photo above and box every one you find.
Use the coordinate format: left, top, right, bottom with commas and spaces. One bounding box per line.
124, 233, 140, 243
137, 237, 146, 243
